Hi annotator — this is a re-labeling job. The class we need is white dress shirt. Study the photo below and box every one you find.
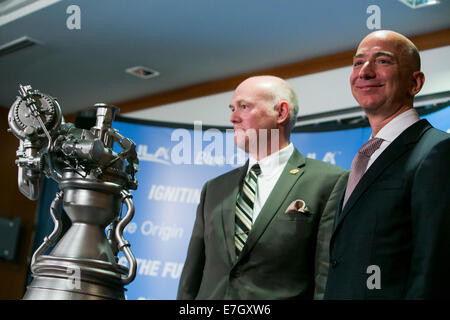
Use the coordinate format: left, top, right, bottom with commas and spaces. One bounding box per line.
366, 108, 420, 170
247, 143, 294, 223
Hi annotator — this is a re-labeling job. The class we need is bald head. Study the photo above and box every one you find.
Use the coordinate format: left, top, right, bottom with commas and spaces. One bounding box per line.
359, 30, 421, 72
237, 75, 299, 130
350, 30, 425, 133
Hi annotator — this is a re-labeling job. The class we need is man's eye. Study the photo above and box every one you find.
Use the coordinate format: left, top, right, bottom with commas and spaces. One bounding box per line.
241, 104, 248, 109
377, 58, 390, 64
353, 61, 363, 67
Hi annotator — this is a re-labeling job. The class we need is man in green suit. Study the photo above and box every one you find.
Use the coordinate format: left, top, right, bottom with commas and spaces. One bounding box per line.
177, 75, 348, 299
324, 30, 450, 299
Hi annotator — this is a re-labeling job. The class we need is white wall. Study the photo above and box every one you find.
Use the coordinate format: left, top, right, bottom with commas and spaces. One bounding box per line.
124, 46, 450, 127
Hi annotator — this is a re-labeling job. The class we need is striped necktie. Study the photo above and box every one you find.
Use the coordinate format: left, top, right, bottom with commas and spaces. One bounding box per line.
235, 164, 261, 257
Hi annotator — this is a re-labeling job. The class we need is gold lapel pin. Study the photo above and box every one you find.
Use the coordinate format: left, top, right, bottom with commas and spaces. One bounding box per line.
290, 168, 299, 175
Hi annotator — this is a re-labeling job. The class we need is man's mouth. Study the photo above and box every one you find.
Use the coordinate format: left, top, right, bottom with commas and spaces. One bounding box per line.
355, 84, 384, 91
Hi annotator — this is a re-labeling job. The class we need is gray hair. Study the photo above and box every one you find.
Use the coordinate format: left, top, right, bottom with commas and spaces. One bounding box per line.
271, 80, 299, 131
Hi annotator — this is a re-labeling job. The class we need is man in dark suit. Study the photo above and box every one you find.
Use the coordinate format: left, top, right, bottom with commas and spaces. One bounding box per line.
325, 30, 450, 299
177, 75, 348, 299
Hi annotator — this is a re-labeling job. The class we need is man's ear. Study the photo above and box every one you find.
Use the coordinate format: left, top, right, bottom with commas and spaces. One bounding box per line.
410, 71, 425, 96
277, 101, 290, 124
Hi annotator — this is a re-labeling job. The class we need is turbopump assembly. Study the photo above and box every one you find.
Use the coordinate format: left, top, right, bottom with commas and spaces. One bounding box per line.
8, 84, 139, 299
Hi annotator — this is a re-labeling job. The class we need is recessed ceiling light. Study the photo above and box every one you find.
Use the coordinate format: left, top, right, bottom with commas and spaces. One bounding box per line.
398, 0, 440, 9
125, 66, 160, 79
0, 36, 41, 57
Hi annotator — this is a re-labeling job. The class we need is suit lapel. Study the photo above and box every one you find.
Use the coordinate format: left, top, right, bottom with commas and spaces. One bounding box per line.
334, 119, 432, 231
236, 149, 306, 262
333, 191, 345, 231
222, 163, 248, 263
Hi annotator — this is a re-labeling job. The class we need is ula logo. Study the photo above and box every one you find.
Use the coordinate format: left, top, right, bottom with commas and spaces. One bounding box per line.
137, 145, 171, 165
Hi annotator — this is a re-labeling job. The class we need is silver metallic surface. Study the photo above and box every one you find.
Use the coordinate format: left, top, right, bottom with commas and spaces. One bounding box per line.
8, 85, 139, 300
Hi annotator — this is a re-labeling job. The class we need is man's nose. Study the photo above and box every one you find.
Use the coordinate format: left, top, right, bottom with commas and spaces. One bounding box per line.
359, 61, 376, 79
230, 110, 240, 124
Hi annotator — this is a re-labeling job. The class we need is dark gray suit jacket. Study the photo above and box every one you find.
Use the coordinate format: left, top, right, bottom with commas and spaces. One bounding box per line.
177, 148, 348, 299
325, 120, 450, 299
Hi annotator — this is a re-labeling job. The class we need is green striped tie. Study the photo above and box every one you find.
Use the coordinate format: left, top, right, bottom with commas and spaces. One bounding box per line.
235, 164, 261, 257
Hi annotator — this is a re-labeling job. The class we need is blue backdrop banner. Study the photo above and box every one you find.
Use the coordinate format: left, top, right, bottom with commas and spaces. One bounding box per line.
108, 105, 449, 300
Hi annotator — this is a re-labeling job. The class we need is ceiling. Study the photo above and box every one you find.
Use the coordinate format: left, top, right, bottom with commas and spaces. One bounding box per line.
1, 0, 449, 117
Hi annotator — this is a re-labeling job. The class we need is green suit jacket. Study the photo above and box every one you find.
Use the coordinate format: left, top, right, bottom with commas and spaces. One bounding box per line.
177, 148, 348, 299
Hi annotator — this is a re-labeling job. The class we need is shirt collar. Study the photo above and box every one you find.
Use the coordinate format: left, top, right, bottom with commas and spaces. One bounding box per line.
248, 143, 294, 176
372, 108, 420, 142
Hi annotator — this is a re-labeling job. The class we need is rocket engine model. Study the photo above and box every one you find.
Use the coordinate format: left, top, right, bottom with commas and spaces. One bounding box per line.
8, 84, 139, 299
